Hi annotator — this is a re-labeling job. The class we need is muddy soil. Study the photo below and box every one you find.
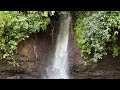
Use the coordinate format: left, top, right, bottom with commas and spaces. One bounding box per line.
1, 55, 120, 79
70, 55, 120, 79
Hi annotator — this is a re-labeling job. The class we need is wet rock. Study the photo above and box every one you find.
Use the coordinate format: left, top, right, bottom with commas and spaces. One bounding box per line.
6, 75, 20, 79
16, 76, 20, 79
6, 77, 15, 79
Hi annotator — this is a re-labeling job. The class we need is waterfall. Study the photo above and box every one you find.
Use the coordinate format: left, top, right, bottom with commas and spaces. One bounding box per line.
45, 11, 71, 79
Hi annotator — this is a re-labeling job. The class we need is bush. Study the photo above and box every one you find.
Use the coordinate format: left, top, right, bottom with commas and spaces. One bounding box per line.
0, 11, 55, 66
74, 11, 120, 63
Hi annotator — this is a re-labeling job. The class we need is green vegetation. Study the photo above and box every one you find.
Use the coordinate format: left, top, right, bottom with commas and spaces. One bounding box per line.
1, 11, 120, 67
74, 11, 120, 63
0, 11, 55, 66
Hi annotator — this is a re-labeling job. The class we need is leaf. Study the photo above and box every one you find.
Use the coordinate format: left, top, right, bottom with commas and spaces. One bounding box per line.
118, 26, 120, 29
43, 11, 48, 17
3, 53, 9, 58
51, 11, 55, 15
114, 31, 119, 35
25, 35, 29, 38
23, 22, 28, 29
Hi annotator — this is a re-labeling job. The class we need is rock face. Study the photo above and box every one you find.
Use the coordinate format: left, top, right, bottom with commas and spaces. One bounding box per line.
67, 13, 84, 78
15, 22, 59, 75
17, 34, 39, 73
16, 29, 54, 74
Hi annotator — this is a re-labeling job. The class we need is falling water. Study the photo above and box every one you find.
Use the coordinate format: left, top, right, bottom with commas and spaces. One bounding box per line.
45, 11, 71, 79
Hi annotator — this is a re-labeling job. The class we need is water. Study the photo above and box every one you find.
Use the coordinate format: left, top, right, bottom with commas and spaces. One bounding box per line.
45, 11, 71, 79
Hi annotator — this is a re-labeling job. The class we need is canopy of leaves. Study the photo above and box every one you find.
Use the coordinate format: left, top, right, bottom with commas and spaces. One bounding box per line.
0, 11, 55, 66
74, 11, 120, 63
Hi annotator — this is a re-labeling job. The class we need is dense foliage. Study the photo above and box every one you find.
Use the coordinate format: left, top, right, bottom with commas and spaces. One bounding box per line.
0, 11, 55, 66
74, 11, 120, 63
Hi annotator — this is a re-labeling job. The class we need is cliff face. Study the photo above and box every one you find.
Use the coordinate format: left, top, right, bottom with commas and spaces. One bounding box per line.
17, 28, 56, 74
14, 20, 60, 77
67, 15, 82, 76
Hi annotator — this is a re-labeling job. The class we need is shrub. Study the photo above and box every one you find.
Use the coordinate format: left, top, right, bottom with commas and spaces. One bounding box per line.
74, 11, 120, 63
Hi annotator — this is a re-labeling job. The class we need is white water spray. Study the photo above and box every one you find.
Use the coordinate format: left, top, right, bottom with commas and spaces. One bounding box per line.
46, 11, 71, 79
